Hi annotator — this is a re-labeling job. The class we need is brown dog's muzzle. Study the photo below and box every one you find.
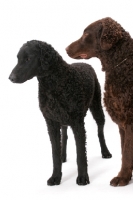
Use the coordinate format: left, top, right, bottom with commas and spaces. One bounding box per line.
66, 40, 88, 59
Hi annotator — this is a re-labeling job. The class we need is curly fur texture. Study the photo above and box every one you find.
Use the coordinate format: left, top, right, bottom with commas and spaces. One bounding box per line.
9, 40, 111, 186
100, 17, 124, 50
66, 17, 133, 186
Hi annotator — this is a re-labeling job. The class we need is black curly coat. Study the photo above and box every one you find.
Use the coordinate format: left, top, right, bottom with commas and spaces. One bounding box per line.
9, 40, 111, 186
66, 17, 133, 186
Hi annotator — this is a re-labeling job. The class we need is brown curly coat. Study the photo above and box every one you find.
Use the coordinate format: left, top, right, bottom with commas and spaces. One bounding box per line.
66, 17, 133, 186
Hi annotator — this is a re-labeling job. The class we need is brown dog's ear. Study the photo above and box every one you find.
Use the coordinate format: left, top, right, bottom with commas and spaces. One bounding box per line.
100, 17, 123, 50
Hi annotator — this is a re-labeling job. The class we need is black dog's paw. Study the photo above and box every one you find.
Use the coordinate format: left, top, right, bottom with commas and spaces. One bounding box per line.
76, 175, 90, 186
102, 150, 112, 159
47, 176, 61, 186
62, 155, 67, 163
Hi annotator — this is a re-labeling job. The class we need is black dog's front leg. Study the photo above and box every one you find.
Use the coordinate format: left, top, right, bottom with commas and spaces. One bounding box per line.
61, 126, 68, 163
71, 122, 89, 185
45, 118, 62, 186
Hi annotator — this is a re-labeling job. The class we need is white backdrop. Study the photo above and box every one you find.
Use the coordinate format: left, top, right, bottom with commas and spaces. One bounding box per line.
1, 0, 133, 199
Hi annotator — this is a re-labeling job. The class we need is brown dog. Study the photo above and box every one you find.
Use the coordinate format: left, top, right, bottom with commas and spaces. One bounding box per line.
66, 17, 133, 186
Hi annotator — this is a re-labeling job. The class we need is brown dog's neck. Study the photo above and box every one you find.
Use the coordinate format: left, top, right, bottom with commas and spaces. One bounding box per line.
98, 37, 133, 72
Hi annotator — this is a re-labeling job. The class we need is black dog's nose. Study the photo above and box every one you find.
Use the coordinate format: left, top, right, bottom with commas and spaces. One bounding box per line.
9, 73, 17, 83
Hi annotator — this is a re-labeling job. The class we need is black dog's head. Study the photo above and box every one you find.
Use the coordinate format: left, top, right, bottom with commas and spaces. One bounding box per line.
9, 40, 55, 83
9, 41, 40, 83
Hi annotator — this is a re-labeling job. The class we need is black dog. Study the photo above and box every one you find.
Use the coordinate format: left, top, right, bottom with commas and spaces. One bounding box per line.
9, 40, 111, 186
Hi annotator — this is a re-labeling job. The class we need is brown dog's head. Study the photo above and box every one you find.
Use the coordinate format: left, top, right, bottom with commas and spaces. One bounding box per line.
66, 17, 124, 59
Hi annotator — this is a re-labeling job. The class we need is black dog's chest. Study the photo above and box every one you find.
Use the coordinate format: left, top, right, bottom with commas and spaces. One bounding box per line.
39, 90, 80, 124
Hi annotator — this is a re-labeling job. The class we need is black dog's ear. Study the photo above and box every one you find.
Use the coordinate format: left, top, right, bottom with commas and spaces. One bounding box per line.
38, 42, 49, 71
40, 58, 49, 70
100, 17, 123, 50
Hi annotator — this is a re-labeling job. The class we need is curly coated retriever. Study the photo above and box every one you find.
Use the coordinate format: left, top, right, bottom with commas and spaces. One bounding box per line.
9, 40, 111, 186
66, 17, 133, 186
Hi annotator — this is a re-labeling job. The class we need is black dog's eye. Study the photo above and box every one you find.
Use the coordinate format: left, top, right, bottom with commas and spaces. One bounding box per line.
25, 58, 30, 62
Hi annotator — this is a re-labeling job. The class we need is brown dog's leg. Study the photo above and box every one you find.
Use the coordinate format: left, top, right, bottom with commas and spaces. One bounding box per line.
110, 124, 133, 186
119, 126, 125, 153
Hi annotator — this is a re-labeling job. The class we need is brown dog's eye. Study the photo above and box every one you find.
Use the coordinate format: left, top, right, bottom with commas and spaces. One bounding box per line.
81, 32, 89, 43
84, 33, 88, 36
83, 32, 89, 37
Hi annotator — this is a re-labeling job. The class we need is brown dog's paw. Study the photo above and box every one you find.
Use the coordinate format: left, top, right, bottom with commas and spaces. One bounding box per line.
110, 176, 130, 186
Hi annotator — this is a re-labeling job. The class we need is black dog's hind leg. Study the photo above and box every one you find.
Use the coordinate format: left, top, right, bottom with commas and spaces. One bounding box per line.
71, 121, 89, 185
61, 126, 68, 163
90, 78, 112, 158
45, 118, 62, 186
